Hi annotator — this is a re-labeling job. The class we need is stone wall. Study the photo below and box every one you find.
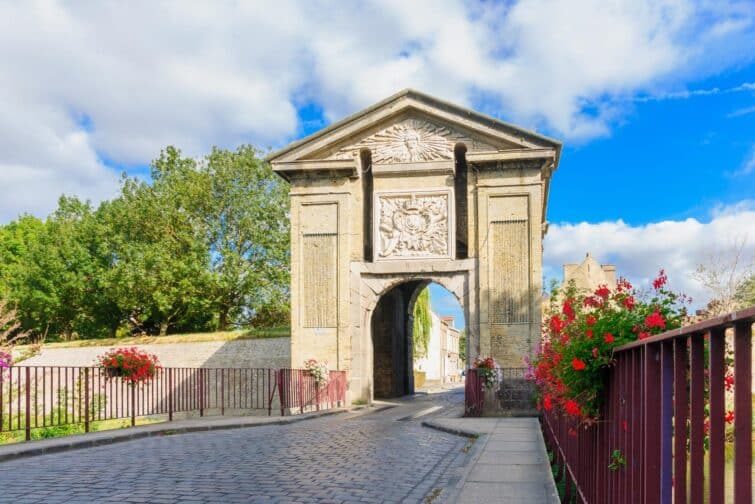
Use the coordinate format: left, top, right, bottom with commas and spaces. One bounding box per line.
16, 338, 291, 369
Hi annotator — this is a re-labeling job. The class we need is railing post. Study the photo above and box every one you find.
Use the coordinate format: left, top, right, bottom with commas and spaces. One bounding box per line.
709, 328, 726, 504
130, 383, 136, 427
24, 367, 31, 441
734, 320, 752, 504
643, 343, 661, 504
84, 368, 90, 433
299, 370, 304, 415
168, 368, 173, 422
689, 334, 705, 504
220, 369, 224, 416
673, 337, 688, 504
200, 369, 205, 417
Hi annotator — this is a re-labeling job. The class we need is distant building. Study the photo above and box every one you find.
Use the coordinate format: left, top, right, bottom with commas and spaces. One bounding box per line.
562, 253, 616, 293
414, 313, 462, 384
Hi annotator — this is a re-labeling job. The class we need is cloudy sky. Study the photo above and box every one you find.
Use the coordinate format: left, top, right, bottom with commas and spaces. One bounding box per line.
2, 0, 755, 325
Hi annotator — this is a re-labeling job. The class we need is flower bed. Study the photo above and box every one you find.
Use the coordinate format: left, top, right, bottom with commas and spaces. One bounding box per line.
530, 270, 691, 423
97, 347, 160, 384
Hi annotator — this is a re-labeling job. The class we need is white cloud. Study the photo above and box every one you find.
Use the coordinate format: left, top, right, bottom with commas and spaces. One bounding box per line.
0, 0, 754, 221
544, 203, 755, 307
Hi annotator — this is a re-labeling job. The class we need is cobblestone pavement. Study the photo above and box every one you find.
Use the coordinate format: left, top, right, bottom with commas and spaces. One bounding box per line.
0, 389, 470, 503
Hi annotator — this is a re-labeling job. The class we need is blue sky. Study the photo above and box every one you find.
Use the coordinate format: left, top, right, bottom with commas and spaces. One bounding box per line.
1, 1, 754, 324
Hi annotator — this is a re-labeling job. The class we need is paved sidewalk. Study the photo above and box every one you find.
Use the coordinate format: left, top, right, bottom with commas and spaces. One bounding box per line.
424, 416, 559, 504
0, 409, 345, 462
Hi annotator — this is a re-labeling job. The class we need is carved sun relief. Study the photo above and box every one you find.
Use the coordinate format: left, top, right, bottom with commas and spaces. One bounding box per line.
333, 119, 469, 163
377, 192, 450, 259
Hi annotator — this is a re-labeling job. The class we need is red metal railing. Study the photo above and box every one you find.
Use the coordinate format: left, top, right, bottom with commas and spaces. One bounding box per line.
541, 306, 754, 503
464, 368, 484, 417
0, 366, 347, 440
277, 369, 347, 415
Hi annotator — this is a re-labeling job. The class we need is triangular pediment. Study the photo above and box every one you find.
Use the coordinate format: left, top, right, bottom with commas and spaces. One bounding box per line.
268, 89, 561, 171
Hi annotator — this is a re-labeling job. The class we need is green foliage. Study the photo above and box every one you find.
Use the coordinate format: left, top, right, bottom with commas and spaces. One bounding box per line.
735, 274, 755, 308
458, 328, 467, 364
412, 287, 431, 359
0, 145, 290, 341
608, 449, 626, 471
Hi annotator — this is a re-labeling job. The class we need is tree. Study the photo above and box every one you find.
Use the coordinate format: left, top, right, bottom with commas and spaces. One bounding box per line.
458, 328, 467, 365
174, 145, 290, 330
101, 167, 211, 336
691, 238, 753, 316
412, 287, 431, 359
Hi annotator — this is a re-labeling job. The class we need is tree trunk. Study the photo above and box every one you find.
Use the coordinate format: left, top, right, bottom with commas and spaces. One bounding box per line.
218, 307, 230, 331
159, 321, 169, 336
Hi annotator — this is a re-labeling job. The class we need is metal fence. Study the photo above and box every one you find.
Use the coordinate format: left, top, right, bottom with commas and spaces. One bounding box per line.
0, 366, 347, 440
464, 367, 532, 416
541, 306, 754, 504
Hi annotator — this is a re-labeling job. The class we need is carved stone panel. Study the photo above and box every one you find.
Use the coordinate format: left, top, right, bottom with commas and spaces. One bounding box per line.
330, 118, 496, 163
375, 191, 453, 260
490, 220, 530, 324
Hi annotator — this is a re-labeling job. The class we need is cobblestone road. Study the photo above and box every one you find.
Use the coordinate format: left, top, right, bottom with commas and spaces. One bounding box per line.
0, 390, 470, 503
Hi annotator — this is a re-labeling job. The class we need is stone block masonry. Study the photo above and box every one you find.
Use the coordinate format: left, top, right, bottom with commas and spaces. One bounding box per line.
16, 337, 291, 369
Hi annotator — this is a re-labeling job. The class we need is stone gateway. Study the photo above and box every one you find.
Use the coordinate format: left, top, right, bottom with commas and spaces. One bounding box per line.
267, 89, 561, 403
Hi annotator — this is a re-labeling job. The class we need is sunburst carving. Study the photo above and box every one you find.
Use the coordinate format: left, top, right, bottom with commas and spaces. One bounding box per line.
331, 119, 472, 163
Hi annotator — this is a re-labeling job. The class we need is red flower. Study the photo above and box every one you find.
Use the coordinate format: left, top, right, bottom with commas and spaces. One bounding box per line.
592, 348, 598, 358
562, 299, 576, 322
616, 277, 632, 292
543, 394, 553, 411
564, 400, 581, 417
603, 332, 614, 344
549, 315, 566, 335
585, 329, 593, 339
586, 315, 597, 326
639, 332, 651, 340
572, 358, 586, 371
622, 296, 635, 310
568, 428, 577, 437
725, 373, 734, 391
645, 311, 666, 329
653, 269, 667, 290
725, 410, 734, 424
595, 285, 611, 299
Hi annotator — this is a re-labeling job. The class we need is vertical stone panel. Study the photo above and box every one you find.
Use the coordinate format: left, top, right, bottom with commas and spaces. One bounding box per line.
300, 202, 339, 328
490, 220, 530, 324
301, 233, 338, 327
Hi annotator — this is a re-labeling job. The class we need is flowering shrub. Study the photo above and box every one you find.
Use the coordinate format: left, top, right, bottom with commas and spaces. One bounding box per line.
473, 356, 500, 389
97, 347, 160, 384
304, 359, 329, 387
0, 350, 11, 370
531, 270, 689, 422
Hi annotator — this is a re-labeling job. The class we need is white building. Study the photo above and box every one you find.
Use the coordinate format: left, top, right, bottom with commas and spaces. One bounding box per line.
414, 312, 462, 384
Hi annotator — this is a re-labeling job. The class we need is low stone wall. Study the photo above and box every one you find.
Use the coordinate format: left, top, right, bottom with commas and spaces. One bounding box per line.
16, 337, 291, 369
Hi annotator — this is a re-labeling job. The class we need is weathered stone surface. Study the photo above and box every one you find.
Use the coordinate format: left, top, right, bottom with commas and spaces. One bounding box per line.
268, 89, 561, 402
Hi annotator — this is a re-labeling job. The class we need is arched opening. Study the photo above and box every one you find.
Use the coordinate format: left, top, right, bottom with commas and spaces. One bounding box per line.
371, 280, 466, 399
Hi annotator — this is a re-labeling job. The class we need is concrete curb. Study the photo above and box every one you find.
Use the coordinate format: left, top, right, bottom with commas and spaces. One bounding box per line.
421, 418, 482, 439
0, 409, 345, 463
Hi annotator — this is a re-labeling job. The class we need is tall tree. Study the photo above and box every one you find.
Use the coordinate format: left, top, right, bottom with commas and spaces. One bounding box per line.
102, 166, 211, 336
188, 145, 289, 330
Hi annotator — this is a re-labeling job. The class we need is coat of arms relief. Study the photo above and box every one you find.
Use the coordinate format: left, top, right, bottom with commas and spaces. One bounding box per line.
376, 192, 451, 259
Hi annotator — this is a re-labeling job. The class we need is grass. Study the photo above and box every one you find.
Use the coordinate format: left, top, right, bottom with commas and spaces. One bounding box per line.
14, 327, 291, 351
0, 417, 163, 445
